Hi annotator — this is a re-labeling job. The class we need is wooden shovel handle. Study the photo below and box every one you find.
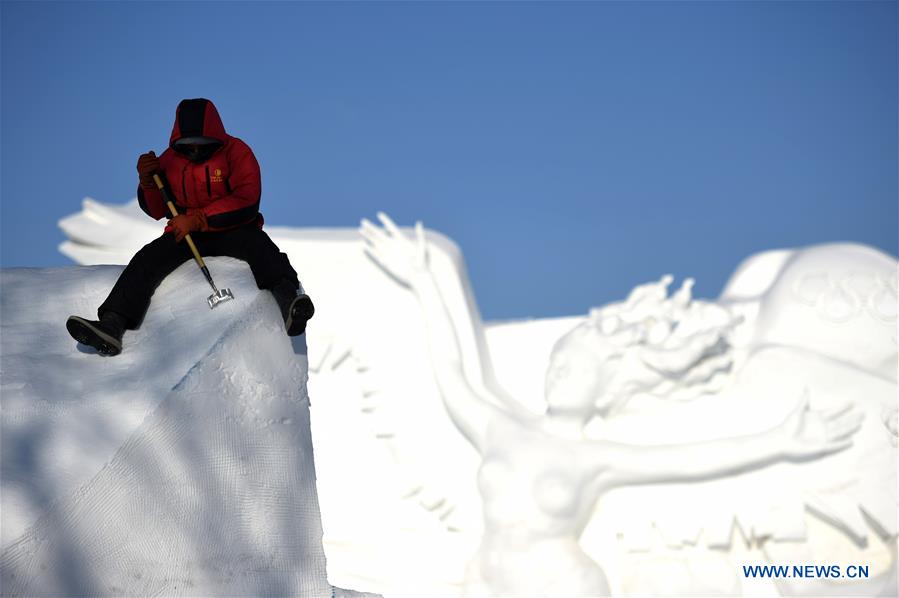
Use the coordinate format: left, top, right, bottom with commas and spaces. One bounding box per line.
151, 174, 206, 268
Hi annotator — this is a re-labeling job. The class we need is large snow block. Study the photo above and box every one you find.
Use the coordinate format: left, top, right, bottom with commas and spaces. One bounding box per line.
0, 261, 331, 597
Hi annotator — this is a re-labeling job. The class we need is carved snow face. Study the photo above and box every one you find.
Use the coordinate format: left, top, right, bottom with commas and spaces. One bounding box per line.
544, 339, 615, 417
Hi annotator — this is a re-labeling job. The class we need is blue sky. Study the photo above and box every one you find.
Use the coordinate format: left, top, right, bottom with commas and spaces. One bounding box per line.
2, 1, 896, 320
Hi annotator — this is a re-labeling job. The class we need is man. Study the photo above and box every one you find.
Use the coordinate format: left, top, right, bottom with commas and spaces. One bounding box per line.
66, 98, 314, 356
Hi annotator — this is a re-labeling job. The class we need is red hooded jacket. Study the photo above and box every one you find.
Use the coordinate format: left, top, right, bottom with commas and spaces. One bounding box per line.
137, 98, 264, 230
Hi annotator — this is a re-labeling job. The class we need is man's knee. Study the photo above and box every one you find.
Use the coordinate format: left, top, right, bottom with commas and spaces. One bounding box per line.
135, 233, 176, 256
223, 229, 296, 287
130, 234, 186, 273
236, 229, 282, 258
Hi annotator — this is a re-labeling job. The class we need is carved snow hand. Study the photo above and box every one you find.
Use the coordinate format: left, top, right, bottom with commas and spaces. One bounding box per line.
360, 212, 429, 286
777, 390, 864, 460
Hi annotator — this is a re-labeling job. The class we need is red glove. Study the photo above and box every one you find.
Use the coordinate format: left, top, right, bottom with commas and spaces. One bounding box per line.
137, 151, 160, 189
166, 211, 208, 242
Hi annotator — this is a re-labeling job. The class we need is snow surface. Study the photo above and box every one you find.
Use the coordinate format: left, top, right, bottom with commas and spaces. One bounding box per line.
0, 261, 376, 597
49, 198, 503, 596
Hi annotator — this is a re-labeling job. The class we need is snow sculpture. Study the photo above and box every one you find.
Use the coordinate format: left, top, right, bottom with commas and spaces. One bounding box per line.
359, 213, 892, 597
54, 198, 898, 596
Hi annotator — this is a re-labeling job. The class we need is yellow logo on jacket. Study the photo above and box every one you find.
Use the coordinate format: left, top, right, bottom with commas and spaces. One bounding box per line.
210, 168, 224, 183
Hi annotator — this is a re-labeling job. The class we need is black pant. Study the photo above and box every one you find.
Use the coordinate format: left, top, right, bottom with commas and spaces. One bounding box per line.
98, 226, 299, 329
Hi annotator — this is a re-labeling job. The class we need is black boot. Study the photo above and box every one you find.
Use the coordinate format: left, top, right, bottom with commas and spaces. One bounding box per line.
66, 311, 127, 356
271, 280, 315, 337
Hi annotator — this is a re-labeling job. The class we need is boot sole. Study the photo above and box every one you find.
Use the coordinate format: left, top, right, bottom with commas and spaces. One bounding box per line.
66, 316, 123, 356
285, 295, 315, 337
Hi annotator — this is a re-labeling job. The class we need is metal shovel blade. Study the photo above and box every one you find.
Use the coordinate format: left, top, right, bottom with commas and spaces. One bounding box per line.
207, 288, 235, 309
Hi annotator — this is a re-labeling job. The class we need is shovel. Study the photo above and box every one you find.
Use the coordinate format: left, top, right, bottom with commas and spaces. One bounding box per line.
152, 173, 235, 309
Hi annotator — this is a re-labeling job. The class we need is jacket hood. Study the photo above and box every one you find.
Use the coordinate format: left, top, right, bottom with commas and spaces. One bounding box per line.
169, 98, 228, 148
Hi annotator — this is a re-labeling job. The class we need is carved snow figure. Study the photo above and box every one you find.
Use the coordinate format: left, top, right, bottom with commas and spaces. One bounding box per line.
360, 213, 874, 597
